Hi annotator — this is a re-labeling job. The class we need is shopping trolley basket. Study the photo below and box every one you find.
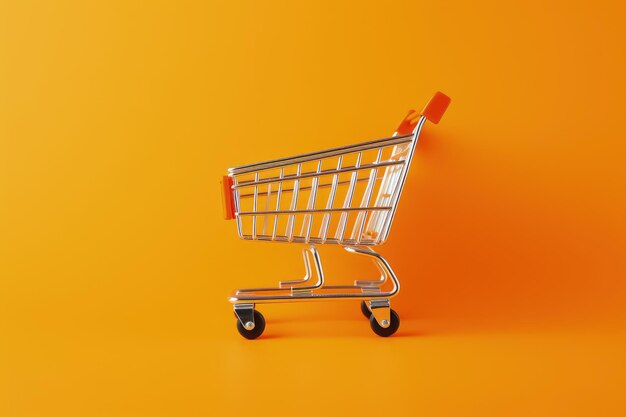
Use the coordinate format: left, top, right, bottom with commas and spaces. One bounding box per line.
222, 92, 451, 338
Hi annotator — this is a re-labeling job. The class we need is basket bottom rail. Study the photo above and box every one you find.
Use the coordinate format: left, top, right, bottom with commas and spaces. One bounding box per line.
228, 245, 399, 304
230, 288, 393, 304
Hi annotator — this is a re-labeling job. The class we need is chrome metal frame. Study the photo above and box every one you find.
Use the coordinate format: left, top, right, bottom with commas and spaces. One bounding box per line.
225, 116, 428, 329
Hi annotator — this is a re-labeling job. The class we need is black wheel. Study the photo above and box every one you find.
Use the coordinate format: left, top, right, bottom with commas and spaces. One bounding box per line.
236, 310, 266, 339
369, 309, 400, 337
360, 301, 371, 319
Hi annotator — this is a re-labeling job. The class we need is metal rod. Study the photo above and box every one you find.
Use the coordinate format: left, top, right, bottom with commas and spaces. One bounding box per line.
289, 245, 325, 292
351, 148, 382, 242
379, 116, 426, 242
319, 156, 342, 242
228, 134, 413, 175
229, 246, 399, 304
237, 174, 380, 199
336, 152, 362, 241
233, 176, 243, 238
271, 168, 284, 240
238, 235, 380, 245
279, 247, 313, 288
301, 160, 322, 242
233, 160, 404, 189
262, 182, 271, 235
237, 206, 392, 216
252, 172, 259, 239
285, 164, 301, 241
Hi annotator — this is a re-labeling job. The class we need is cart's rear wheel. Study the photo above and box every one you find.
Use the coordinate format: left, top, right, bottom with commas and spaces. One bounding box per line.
360, 301, 371, 319
236, 310, 265, 339
369, 309, 400, 337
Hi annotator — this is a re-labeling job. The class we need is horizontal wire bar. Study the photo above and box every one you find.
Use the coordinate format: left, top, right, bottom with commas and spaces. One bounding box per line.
239, 235, 380, 245
237, 206, 392, 216
228, 134, 413, 175
237, 175, 385, 198
233, 160, 405, 189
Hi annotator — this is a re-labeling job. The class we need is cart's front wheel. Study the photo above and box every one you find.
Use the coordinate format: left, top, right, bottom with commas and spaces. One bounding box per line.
360, 301, 371, 319
369, 309, 400, 337
236, 310, 266, 339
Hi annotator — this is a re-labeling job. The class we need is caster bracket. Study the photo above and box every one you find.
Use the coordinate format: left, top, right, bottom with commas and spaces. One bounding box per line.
234, 303, 255, 330
369, 299, 391, 328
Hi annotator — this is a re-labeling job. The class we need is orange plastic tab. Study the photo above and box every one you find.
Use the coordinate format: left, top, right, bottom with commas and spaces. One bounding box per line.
395, 109, 421, 135
420, 91, 451, 124
221, 176, 235, 220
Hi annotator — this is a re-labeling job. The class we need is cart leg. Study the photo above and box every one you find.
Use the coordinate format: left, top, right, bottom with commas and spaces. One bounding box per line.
279, 246, 313, 288
283, 245, 325, 293
355, 257, 388, 287
343, 246, 398, 295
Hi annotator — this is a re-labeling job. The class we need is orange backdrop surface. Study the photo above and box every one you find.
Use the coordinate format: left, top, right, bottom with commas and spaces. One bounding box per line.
1, 1, 626, 416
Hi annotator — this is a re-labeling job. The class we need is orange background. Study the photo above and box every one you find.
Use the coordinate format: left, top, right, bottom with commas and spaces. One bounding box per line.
2, 1, 626, 416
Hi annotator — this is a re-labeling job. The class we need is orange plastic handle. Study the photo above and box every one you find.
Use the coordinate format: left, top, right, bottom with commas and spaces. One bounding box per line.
221, 175, 235, 220
420, 91, 451, 124
395, 92, 451, 134
395, 109, 421, 135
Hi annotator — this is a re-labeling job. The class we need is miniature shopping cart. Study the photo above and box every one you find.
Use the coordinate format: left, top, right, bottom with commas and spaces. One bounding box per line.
222, 92, 451, 339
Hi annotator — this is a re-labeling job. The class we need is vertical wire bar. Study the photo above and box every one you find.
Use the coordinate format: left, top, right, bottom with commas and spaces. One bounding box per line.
262, 182, 271, 236
379, 116, 426, 242
378, 165, 403, 241
233, 176, 243, 238
336, 152, 362, 242
377, 162, 405, 241
372, 174, 393, 241
351, 148, 382, 239
370, 146, 395, 241
372, 166, 400, 243
371, 141, 412, 243
271, 168, 284, 240
302, 160, 322, 242
319, 156, 342, 242
286, 164, 302, 241
353, 147, 382, 243
251, 172, 259, 239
